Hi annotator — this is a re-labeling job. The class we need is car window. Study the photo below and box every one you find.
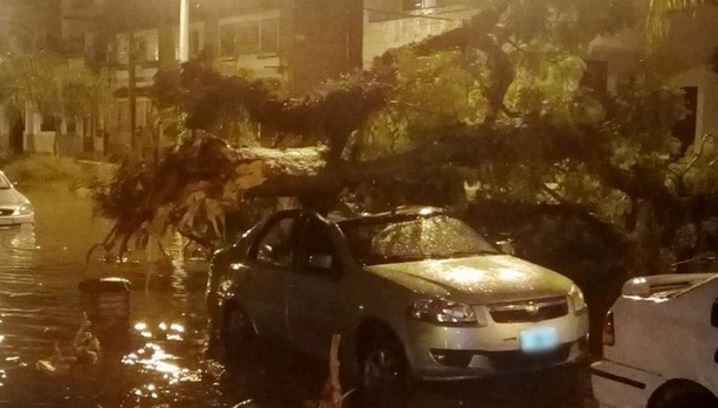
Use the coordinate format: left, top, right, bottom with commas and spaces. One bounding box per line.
340, 214, 499, 266
299, 218, 341, 277
255, 216, 297, 268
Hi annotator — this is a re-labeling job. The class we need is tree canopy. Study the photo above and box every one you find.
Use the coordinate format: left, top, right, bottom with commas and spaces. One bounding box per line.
647, 0, 715, 44
92, 0, 718, 282
0, 53, 109, 129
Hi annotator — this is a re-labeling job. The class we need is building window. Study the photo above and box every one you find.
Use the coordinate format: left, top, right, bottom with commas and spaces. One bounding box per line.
117, 100, 129, 128
220, 17, 280, 58
220, 23, 239, 57
136, 100, 151, 128
673, 86, 699, 153
136, 39, 148, 63
236, 21, 260, 55
41, 116, 56, 132
116, 37, 129, 65
260, 18, 279, 54
67, 117, 77, 133
403, 0, 438, 10
581, 60, 608, 96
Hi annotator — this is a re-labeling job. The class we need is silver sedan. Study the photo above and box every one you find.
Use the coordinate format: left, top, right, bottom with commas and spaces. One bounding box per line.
0, 170, 34, 228
208, 207, 589, 407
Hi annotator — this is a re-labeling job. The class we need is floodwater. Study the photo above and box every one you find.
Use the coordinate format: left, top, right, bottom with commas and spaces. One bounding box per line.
0, 187, 595, 408
0, 186, 324, 408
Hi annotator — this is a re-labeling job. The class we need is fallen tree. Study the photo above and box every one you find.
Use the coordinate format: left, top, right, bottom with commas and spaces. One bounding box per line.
88, 132, 327, 258
90, 0, 718, 282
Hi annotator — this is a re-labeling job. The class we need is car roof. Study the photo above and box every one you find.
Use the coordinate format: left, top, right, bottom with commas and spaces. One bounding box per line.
334, 206, 448, 227
265, 206, 448, 227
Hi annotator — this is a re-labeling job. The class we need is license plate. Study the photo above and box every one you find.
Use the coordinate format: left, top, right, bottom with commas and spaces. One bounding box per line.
520, 327, 559, 353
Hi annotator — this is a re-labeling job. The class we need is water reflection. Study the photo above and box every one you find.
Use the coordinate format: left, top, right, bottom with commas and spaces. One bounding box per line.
0, 188, 219, 406
0, 187, 334, 408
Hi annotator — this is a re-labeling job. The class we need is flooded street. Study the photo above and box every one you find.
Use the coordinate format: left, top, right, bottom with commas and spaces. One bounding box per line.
0, 187, 198, 406
0, 187, 595, 408
0, 186, 305, 408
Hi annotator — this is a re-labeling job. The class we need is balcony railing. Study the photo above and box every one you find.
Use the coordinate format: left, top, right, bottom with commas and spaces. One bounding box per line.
368, 0, 481, 22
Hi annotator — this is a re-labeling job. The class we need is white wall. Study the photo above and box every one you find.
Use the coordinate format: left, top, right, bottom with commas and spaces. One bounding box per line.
668, 66, 718, 140
591, 8, 718, 143
362, 3, 475, 67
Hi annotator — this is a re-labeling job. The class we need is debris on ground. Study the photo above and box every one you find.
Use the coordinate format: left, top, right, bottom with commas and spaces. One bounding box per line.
35, 313, 101, 376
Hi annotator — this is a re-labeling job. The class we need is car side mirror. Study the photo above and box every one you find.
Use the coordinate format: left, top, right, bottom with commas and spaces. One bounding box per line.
712, 297, 718, 327
497, 239, 516, 256
308, 254, 333, 270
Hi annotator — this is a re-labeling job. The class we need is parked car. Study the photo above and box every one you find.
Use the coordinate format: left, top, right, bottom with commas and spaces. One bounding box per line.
591, 274, 718, 408
208, 207, 589, 406
0, 170, 34, 228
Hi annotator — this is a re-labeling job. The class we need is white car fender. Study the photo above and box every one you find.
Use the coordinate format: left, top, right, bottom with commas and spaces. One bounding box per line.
591, 360, 663, 408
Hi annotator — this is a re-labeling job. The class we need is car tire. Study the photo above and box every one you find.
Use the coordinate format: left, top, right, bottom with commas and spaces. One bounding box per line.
546, 363, 581, 398
223, 306, 258, 363
659, 393, 718, 408
357, 331, 410, 408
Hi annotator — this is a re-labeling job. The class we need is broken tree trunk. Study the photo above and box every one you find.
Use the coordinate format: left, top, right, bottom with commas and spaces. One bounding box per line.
319, 334, 343, 408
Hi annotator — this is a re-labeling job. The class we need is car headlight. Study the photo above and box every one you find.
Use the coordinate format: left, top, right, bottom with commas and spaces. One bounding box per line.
15, 203, 33, 216
408, 298, 483, 326
569, 285, 587, 313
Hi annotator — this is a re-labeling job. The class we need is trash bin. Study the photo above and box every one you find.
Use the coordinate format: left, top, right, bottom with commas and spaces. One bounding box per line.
78, 277, 131, 337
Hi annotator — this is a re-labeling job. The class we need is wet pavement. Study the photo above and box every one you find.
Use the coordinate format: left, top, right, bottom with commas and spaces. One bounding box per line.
0, 186, 598, 407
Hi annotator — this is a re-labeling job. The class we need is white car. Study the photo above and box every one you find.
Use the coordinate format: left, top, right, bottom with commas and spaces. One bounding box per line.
0, 170, 34, 227
209, 207, 589, 406
591, 274, 718, 408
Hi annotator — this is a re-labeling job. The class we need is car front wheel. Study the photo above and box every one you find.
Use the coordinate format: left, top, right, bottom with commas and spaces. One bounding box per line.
358, 333, 409, 408
223, 306, 257, 363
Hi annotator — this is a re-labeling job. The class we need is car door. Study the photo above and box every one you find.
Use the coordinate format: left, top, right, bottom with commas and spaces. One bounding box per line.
241, 212, 299, 343
287, 215, 351, 358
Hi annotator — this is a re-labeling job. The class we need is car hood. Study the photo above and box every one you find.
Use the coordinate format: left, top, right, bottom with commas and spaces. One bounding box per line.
364, 255, 575, 304
0, 189, 29, 207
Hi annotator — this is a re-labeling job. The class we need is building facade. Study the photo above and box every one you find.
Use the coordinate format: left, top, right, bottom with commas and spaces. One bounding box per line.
88, 0, 364, 157
4, 1, 718, 159
0, 0, 66, 157
588, 7, 718, 151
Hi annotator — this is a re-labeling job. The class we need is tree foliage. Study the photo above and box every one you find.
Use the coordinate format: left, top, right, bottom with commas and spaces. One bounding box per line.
0, 52, 109, 125
647, 0, 714, 45
93, 0, 718, 282
154, 58, 389, 161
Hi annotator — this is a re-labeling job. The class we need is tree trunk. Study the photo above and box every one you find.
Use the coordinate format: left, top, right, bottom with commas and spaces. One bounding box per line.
629, 200, 664, 277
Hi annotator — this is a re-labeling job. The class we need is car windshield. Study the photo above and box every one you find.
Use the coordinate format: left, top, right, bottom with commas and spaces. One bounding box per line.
0, 174, 10, 190
340, 214, 500, 266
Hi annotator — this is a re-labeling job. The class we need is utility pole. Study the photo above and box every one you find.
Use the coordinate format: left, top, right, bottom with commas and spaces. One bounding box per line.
129, 30, 137, 155
179, 0, 190, 62
128, 0, 137, 155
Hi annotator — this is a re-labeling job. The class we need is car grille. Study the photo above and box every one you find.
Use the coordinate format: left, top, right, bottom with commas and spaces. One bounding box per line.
481, 343, 573, 371
489, 297, 568, 323
0, 209, 13, 216
431, 341, 579, 370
